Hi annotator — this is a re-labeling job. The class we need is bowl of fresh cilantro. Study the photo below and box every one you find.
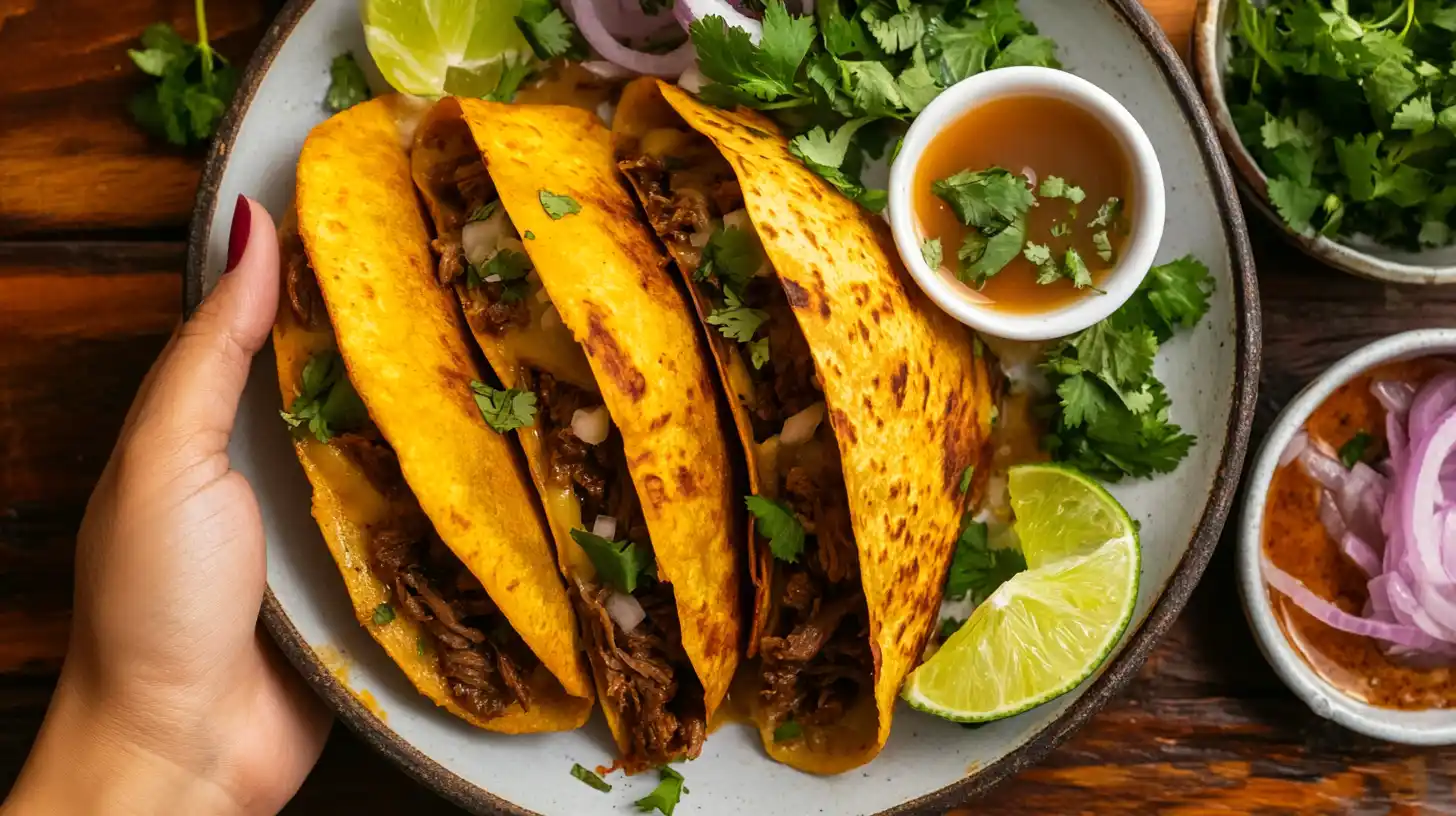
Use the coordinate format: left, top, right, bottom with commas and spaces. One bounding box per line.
1195, 0, 1456, 284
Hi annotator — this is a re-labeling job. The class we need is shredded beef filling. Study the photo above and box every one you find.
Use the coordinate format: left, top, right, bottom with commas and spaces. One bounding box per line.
281, 226, 322, 327
334, 434, 537, 720
532, 368, 702, 762
758, 451, 870, 729
422, 149, 529, 334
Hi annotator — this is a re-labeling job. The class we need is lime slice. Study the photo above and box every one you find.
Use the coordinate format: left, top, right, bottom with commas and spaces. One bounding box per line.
902, 464, 1140, 722
362, 0, 533, 98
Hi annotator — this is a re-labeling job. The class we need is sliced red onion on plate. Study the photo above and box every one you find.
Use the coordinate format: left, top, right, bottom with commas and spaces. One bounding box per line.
569, 0, 696, 76
674, 0, 764, 41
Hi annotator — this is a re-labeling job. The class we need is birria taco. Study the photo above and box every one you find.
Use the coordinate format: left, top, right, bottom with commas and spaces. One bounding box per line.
273, 96, 593, 733
612, 79, 998, 773
410, 97, 741, 768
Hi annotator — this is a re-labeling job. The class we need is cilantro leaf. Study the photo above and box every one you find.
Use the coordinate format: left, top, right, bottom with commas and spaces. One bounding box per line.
280, 352, 368, 443
1064, 247, 1093, 288
570, 763, 612, 792
1039, 176, 1085, 205
326, 52, 371, 112
127, 9, 238, 146
692, 1, 814, 102
1138, 255, 1214, 341
698, 226, 764, 293
470, 381, 537, 433
943, 520, 1026, 605
921, 237, 943, 270
748, 337, 771, 369
959, 215, 1026, 287
371, 603, 395, 626
1023, 242, 1059, 283
707, 288, 769, 343
1266, 176, 1324, 234
484, 56, 536, 103
863, 4, 924, 54
931, 167, 1036, 233
467, 248, 533, 301
1093, 231, 1114, 262
570, 529, 655, 594
468, 201, 500, 223
634, 766, 686, 816
539, 189, 581, 219
958, 464, 974, 495
1087, 197, 1123, 229
990, 33, 1058, 69
745, 495, 805, 563
516, 0, 579, 60
1339, 430, 1373, 468
772, 720, 803, 741
1393, 94, 1435, 135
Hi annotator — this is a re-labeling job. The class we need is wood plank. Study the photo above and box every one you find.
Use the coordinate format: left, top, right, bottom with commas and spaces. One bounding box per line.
0, 0, 279, 235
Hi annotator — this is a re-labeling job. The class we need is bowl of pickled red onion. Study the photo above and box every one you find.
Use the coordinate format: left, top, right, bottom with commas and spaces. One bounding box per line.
1240, 329, 1456, 744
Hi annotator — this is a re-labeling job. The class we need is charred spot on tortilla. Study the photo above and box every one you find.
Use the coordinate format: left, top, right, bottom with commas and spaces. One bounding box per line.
675, 466, 699, 497
642, 473, 669, 510
584, 310, 648, 401
649, 413, 673, 431
891, 362, 910, 407
781, 279, 810, 309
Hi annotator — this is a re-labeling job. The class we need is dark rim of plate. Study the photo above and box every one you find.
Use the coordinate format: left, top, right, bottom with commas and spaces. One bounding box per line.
183, 1, 1262, 813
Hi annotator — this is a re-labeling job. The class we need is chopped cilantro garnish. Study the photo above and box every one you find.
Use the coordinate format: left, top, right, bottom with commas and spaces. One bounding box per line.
958, 465, 975, 495
570, 763, 612, 792
127, 6, 239, 146
470, 381, 537, 433
1087, 197, 1123, 230
467, 249, 533, 303
748, 337, 771, 370
698, 226, 763, 293
1093, 231, 1114, 262
943, 520, 1026, 605
1040, 255, 1214, 480
920, 237, 943, 270
468, 201, 499, 223
706, 288, 769, 343
280, 352, 368, 443
539, 189, 581, 220
483, 55, 536, 103
745, 495, 805, 563
523, 230, 536, 240
325, 52, 371, 112
516, 0, 580, 60
1227, 0, 1456, 247
1064, 247, 1093, 289
932, 168, 1036, 233
634, 766, 686, 815
690, 0, 1056, 211
1340, 431, 1374, 469
772, 720, 803, 741
571, 529, 655, 594
938, 616, 963, 639
1023, 242, 1058, 283
371, 602, 395, 626
1050, 221, 1071, 238
1039, 175, 1085, 205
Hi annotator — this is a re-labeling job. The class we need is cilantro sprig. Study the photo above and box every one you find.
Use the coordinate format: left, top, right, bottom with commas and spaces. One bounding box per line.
128, 1, 239, 146
1040, 255, 1215, 481
571, 529, 656, 594
470, 381, 537, 433
1227, 0, 1456, 247
943, 519, 1027, 605
690, 0, 1059, 209
745, 495, 806, 563
325, 52, 371, 113
634, 766, 687, 815
280, 352, 368, 443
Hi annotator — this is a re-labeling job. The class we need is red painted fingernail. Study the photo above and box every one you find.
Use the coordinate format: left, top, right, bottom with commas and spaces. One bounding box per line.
225, 194, 252, 273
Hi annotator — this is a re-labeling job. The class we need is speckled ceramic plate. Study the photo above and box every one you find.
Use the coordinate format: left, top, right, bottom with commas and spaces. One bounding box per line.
185, 2, 1259, 813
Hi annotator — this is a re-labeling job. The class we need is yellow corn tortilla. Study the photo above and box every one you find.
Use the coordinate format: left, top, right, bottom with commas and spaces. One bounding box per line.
646, 81, 998, 773
289, 97, 593, 725
409, 97, 742, 759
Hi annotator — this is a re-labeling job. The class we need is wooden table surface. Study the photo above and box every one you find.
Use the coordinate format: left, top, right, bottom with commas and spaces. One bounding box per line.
3, 1, 1454, 813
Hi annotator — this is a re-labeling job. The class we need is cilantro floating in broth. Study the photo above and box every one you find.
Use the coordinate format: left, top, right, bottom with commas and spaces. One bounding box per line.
921, 237, 944, 270
1226, 0, 1456, 248
1340, 430, 1374, 468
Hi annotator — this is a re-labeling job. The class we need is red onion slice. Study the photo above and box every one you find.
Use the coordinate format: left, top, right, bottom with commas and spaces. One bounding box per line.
1298, 444, 1347, 492
1399, 405, 1456, 588
1372, 380, 1417, 417
1340, 532, 1381, 577
1318, 490, 1347, 544
1408, 372, 1456, 445
1279, 429, 1308, 468
1263, 557, 1433, 648
570, 0, 695, 76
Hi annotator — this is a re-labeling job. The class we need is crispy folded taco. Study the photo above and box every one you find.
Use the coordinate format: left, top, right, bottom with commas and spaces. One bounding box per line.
409, 97, 741, 768
612, 79, 998, 773
274, 96, 592, 732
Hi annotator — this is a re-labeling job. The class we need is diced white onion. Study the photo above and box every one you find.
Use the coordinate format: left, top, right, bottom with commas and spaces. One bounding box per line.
1020, 166, 1038, 188
781, 401, 826, 446
596, 101, 617, 128
461, 210, 510, 265
592, 514, 618, 540
723, 209, 752, 232
690, 227, 716, 248
606, 590, 646, 634
484, 273, 503, 283
677, 61, 706, 93
571, 405, 612, 445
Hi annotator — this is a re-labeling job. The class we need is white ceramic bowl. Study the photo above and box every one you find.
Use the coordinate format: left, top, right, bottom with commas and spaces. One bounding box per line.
887, 66, 1166, 342
1238, 329, 1456, 745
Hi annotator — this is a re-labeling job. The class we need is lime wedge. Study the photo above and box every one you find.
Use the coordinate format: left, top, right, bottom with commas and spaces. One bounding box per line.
362, 0, 533, 98
902, 464, 1140, 722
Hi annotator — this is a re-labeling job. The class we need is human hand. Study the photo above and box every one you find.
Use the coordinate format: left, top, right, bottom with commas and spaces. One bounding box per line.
3, 197, 331, 816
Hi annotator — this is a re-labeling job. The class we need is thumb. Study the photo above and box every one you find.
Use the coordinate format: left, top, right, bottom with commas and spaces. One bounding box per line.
123, 196, 281, 463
